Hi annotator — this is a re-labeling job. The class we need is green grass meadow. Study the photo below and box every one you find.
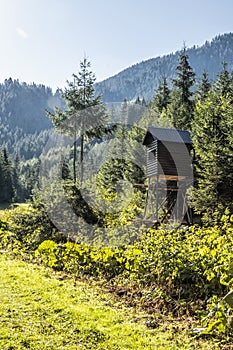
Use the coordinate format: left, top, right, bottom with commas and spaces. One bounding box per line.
0, 254, 223, 349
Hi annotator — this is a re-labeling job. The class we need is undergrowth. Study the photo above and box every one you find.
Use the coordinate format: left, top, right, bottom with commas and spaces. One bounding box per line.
1, 204, 233, 345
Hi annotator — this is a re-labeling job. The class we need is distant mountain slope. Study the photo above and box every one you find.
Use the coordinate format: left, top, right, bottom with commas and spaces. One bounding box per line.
0, 79, 64, 159
0, 78, 62, 133
95, 33, 233, 102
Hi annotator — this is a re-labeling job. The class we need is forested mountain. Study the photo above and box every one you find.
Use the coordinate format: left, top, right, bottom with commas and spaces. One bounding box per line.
1, 33, 233, 207
0, 79, 65, 202
95, 32, 233, 102
0, 78, 64, 159
1, 32, 233, 158
0, 78, 55, 133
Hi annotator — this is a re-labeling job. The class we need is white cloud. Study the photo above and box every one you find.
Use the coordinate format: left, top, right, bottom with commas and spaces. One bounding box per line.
17, 27, 28, 39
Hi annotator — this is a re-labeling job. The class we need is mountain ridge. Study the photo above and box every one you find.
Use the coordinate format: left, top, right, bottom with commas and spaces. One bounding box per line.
95, 32, 233, 102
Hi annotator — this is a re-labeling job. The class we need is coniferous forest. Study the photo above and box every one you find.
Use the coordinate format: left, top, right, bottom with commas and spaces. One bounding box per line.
0, 32, 233, 347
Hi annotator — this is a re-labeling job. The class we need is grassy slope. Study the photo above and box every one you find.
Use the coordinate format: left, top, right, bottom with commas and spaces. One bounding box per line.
0, 255, 220, 350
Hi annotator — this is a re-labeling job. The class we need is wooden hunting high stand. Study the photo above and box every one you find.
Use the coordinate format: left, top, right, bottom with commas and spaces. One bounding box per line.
142, 127, 193, 225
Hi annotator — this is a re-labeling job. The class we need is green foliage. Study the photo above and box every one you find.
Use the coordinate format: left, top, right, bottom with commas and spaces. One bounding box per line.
47, 57, 109, 183
191, 90, 233, 222
62, 180, 100, 225
33, 211, 233, 310
195, 71, 211, 102
95, 33, 233, 102
35, 240, 125, 279
151, 75, 171, 113
199, 294, 233, 337
0, 204, 62, 255
2, 205, 233, 308
93, 185, 145, 245
34, 239, 64, 270
0, 148, 14, 202
1, 255, 181, 350
19, 157, 41, 200
2, 205, 233, 340
120, 224, 230, 302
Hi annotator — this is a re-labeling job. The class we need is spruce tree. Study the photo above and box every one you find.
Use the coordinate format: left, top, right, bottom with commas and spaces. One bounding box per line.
195, 71, 211, 101
0, 149, 14, 203
141, 98, 146, 107
12, 153, 22, 202
153, 75, 171, 113
215, 61, 231, 97
173, 47, 195, 103
191, 90, 233, 222
47, 57, 108, 183
167, 47, 195, 130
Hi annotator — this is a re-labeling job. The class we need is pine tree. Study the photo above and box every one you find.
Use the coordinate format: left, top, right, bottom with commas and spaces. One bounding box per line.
215, 61, 231, 97
120, 99, 128, 125
191, 90, 233, 222
60, 156, 71, 180
134, 96, 146, 107
0, 148, 14, 203
153, 75, 171, 113
96, 99, 145, 199
19, 158, 41, 200
47, 57, 108, 183
173, 47, 195, 103
168, 47, 195, 130
195, 71, 211, 101
12, 153, 22, 202
141, 98, 146, 107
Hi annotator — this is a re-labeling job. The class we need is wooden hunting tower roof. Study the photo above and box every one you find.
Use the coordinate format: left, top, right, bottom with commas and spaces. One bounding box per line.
143, 126, 192, 179
142, 126, 192, 146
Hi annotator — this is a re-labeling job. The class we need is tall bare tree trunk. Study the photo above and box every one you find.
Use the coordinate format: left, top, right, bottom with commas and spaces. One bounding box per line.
73, 134, 77, 183
80, 132, 84, 185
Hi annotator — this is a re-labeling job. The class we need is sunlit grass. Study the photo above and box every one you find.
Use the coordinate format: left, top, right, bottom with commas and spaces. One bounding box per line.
0, 255, 222, 349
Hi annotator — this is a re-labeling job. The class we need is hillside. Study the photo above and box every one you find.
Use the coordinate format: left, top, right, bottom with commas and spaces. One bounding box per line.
0, 79, 64, 159
95, 32, 233, 102
1, 32, 233, 159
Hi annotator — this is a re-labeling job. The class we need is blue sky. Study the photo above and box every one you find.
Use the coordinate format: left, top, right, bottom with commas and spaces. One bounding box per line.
1, 0, 233, 90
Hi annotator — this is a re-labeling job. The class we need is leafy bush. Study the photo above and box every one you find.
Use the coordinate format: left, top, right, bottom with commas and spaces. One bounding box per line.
200, 293, 233, 337
35, 240, 125, 279
0, 204, 64, 252
34, 240, 64, 270
34, 211, 233, 306
121, 215, 233, 303
2, 203, 233, 336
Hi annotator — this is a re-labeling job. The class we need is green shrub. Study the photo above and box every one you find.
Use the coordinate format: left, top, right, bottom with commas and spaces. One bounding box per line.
35, 210, 233, 306
62, 241, 91, 275
0, 204, 64, 252
35, 240, 64, 270
3, 202, 233, 336
35, 240, 125, 279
